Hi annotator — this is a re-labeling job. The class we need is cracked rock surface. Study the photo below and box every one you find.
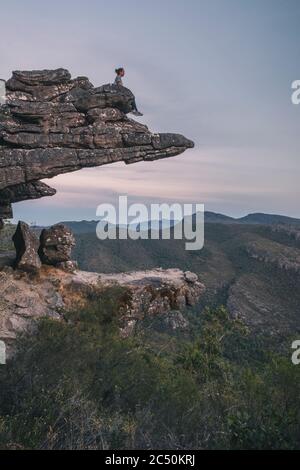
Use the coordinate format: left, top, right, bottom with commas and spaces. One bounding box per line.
0, 266, 205, 357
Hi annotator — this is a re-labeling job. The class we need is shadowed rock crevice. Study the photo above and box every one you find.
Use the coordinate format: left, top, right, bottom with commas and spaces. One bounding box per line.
0, 68, 194, 223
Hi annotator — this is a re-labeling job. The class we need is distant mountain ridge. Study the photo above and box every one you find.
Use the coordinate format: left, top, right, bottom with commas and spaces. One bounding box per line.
237, 213, 300, 225
204, 211, 300, 225
56, 211, 300, 235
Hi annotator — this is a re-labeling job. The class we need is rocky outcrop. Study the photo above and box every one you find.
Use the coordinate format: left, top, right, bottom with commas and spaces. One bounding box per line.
0, 68, 194, 224
1, 222, 205, 355
271, 224, 300, 242
245, 240, 300, 274
39, 224, 75, 266
0, 266, 205, 357
9, 222, 77, 272
0, 182, 56, 219
226, 273, 299, 334
0, 69, 198, 358
12, 221, 41, 273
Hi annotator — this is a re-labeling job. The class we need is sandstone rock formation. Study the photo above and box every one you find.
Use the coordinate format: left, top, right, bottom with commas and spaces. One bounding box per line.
12, 221, 41, 272
39, 223, 75, 266
0, 68, 194, 224
0, 68, 199, 358
0, 266, 205, 358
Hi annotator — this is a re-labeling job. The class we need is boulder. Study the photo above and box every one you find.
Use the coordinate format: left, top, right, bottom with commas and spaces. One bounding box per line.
56, 260, 78, 273
39, 224, 76, 266
12, 221, 41, 273
74, 84, 135, 114
184, 271, 199, 284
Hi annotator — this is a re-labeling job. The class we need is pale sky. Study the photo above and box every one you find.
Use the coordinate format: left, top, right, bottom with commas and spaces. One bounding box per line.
1, 0, 300, 224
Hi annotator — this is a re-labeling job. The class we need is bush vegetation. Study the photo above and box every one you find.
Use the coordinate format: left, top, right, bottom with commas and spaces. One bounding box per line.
0, 288, 299, 450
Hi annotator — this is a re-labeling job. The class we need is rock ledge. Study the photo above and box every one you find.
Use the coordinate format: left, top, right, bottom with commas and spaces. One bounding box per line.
0, 68, 194, 223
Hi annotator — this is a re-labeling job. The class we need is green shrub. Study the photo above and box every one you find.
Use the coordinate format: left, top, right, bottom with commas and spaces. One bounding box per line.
0, 298, 300, 449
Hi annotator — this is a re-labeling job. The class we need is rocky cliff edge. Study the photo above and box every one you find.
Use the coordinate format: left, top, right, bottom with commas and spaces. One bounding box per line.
0, 68, 194, 224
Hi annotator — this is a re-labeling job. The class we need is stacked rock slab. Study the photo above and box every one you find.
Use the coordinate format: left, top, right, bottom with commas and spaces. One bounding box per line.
0, 68, 194, 225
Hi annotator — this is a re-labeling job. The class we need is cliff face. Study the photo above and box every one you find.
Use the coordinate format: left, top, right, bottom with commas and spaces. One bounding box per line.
0, 265, 204, 358
0, 68, 194, 223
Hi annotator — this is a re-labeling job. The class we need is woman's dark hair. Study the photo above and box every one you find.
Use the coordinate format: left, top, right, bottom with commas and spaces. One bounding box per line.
115, 67, 124, 75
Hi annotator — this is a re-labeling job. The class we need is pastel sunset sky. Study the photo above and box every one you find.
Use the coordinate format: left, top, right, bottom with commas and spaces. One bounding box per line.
1, 0, 300, 224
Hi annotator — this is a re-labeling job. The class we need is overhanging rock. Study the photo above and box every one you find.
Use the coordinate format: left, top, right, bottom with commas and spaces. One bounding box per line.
0, 68, 194, 223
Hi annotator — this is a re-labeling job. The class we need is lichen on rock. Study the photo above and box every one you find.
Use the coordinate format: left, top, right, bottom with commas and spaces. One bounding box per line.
39, 224, 75, 266
0, 265, 205, 358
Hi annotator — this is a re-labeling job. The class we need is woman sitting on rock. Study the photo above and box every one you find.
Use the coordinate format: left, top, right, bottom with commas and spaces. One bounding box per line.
114, 67, 143, 116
